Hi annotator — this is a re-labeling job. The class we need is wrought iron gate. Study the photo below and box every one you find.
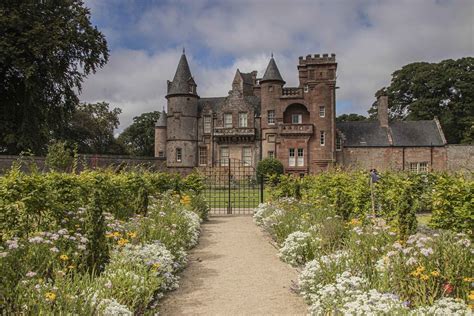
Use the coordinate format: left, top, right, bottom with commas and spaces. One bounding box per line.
201, 158, 263, 215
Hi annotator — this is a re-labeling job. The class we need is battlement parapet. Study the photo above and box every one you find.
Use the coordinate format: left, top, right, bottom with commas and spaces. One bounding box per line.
298, 53, 336, 65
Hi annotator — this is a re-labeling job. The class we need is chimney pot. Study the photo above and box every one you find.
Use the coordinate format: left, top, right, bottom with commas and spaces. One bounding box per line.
377, 95, 389, 128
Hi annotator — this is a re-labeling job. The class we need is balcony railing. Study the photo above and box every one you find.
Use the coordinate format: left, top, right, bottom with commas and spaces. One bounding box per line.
213, 127, 255, 136
278, 124, 314, 135
282, 87, 303, 98
213, 127, 256, 143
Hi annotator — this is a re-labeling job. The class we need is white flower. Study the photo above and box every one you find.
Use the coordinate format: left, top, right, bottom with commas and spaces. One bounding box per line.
28, 236, 44, 244
406, 257, 417, 265
278, 231, 314, 266
420, 247, 434, 257
26, 271, 37, 277
50, 247, 59, 253
97, 298, 132, 316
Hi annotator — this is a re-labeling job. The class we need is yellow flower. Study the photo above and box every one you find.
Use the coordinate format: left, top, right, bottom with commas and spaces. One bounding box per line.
349, 218, 361, 226
152, 262, 161, 271
117, 238, 129, 246
127, 232, 137, 239
463, 277, 474, 282
420, 274, 429, 281
112, 231, 121, 238
416, 266, 425, 273
469, 291, 474, 301
410, 270, 420, 277
45, 292, 56, 302
180, 195, 191, 206
105, 233, 114, 239
430, 271, 440, 277
59, 254, 69, 261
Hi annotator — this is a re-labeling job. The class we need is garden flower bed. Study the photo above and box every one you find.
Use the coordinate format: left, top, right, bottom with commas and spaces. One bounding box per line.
255, 195, 473, 315
0, 167, 208, 314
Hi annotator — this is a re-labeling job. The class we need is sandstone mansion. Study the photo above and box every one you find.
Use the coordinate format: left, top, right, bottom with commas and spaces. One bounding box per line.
154, 52, 447, 175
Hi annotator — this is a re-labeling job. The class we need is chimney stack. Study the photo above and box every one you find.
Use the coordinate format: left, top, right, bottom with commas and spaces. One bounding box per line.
377, 94, 389, 128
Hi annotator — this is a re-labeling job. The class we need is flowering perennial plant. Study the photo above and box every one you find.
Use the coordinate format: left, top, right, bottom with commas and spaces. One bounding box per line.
1, 180, 204, 314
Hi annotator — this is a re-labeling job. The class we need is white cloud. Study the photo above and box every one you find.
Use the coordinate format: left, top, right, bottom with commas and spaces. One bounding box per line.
81, 0, 473, 130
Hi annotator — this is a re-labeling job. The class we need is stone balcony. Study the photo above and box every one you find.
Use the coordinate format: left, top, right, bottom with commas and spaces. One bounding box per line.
277, 124, 314, 136
281, 87, 303, 98
213, 127, 256, 143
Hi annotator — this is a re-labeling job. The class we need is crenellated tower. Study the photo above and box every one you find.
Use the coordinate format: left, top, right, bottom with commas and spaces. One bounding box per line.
165, 51, 199, 169
297, 53, 337, 171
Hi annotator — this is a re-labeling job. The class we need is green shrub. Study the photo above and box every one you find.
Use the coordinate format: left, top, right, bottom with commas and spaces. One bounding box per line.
430, 173, 473, 234
256, 158, 284, 183
45, 141, 74, 172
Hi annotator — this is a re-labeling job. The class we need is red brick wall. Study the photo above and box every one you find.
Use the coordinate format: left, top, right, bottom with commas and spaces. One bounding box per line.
337, 147, 447, 171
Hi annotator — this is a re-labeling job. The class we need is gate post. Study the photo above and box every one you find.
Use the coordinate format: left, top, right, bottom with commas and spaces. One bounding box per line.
227, 158, 231, 214
259, 175, 264, 204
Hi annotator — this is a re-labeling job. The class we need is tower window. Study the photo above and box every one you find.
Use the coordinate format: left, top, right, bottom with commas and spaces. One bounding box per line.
268, 151, 275, 159
319, 106, 326, 118
239, 112, 248, 127
203, 116, 211, 134
199, 147, 207, 166
292, 114, 302, 124
304, 85, 309, 93
320, 131, 326, 146
267, 110, 275, 124
224, 113, 232, 128
158, 151, 165, 158
242, 147, 252, 166
189, 85, 194, 93
176, 148, 182, 162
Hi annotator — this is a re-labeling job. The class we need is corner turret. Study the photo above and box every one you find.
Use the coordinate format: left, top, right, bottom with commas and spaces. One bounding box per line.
166, 51, 199, 99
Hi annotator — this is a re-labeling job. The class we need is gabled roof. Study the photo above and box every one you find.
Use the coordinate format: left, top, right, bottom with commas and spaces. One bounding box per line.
261, 57, 285, 83
337, 120, 446, 147
167, 53, 197, 96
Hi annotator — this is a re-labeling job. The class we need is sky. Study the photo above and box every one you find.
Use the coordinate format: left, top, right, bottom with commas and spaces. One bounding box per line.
80, 0, 473, 131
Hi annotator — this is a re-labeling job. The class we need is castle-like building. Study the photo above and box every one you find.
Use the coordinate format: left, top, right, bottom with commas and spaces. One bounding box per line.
155, 52, 447, 174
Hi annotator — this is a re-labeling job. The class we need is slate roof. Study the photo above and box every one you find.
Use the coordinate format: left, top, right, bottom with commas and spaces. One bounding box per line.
337, 120, 445, 147
167, 53, 196, 96
261, 57, 285, 83
155, 110, 167, 127
240, 72, 254, 85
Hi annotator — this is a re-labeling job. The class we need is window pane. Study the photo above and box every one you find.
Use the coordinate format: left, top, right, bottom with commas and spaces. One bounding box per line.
289, 148, 295, 167
176, 148, 182, 162
239, 113, 248, 127
319, 106, 325, 117
268, 110, 275, 124
199, 147, 207, 165
336, 137, 342, 151
242, 147, 252, 165
320, 131, 325, 146
292, 114, 302, 124
224, 114, 232, 128
419, 162, 428, 172
204, 116, 211, 134
220, 147, 229, 166
297, 148, 304, 166
268, 151, 274, 159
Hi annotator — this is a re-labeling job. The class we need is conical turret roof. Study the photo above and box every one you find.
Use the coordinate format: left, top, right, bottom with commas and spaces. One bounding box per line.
167, 52, 197, 96
155, 110, 167, 127
261, 56, 285, 83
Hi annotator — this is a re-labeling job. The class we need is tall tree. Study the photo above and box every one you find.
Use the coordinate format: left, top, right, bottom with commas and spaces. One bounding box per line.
67, 102, 125, 154
118, 111, 161, 156
336, 113, 368, 122
0, 0, 108, 154
368, 58, 474, 144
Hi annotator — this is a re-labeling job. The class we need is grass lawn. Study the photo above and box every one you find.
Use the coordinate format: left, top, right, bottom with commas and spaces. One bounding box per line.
416, 213, 432, 226
203, 188, 269, 208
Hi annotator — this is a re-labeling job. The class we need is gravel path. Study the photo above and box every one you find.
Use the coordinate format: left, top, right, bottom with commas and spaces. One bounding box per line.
159, 216, 307, 315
